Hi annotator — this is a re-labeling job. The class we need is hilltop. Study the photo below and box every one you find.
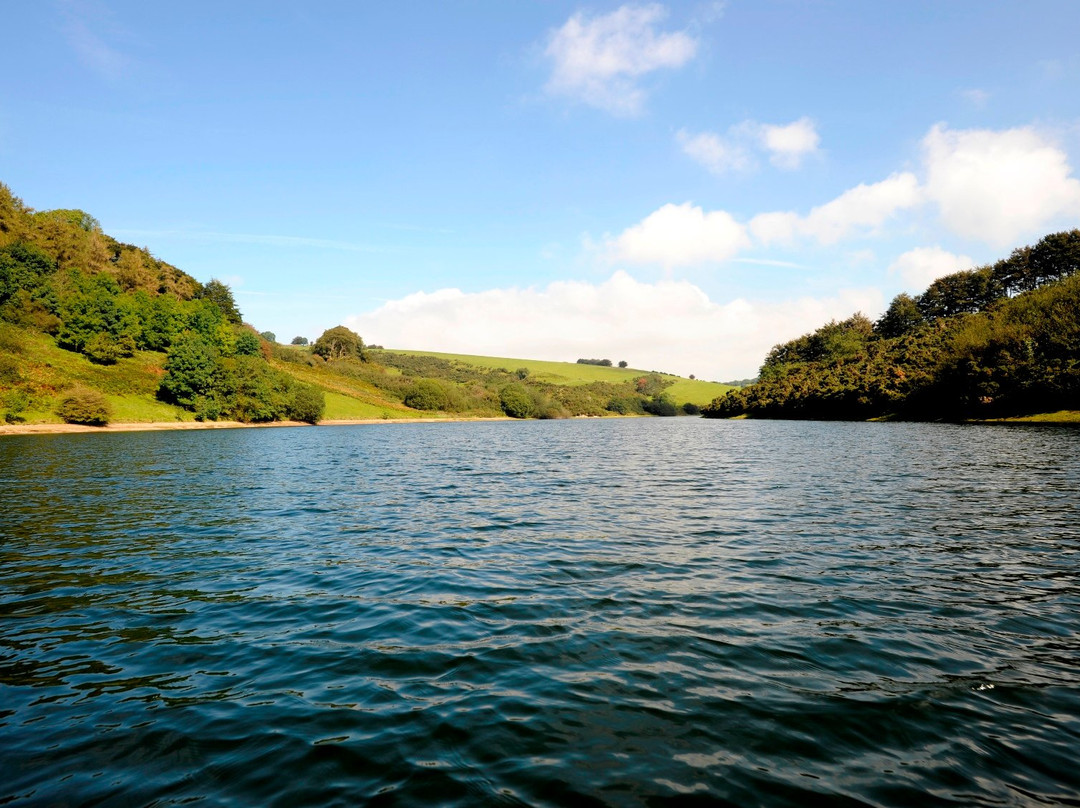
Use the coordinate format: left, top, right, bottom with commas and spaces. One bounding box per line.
0, 182, 717, 429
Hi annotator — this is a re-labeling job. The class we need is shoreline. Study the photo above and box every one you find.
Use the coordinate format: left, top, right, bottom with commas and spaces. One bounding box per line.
0, 416, 510, 437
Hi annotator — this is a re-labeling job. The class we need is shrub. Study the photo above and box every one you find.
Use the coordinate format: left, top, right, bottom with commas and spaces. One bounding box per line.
289, 384, 325, 424
682, 402, 702, 415
499, 383, 534, 418
643, 397, 677, 416
57, 387, 111, 426
234, 331, 262, 356
404, 379, 450, 411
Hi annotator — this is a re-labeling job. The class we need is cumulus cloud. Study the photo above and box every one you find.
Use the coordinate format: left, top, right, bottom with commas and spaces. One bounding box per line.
675, 129, 751, 175
544, 4, 697, 115
888, 246, 975, 289
750, 172, 921, 245
678, 117, 820, 174
922, 124, 1080, 248
759, 117, 820, 168
608, 202, 750, 266
346, 273, 884, 380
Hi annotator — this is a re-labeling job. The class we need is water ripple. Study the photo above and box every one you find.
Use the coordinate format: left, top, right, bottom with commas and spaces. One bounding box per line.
1, 420, 1079, 806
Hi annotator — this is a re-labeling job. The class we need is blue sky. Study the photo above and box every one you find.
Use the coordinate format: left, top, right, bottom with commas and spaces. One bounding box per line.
3, 1, 1079, 378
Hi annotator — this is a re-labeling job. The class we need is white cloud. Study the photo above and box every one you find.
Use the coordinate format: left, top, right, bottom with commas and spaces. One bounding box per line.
678, 117, 819, 174
922, 123, 1080, 247
759, 117, 820, 168
888, 246, 975, 290
345, 272, 884, 380
676, 129, 751, 174
544, 4, 697, 115
960, 88, 990, 107
750, 172, 921, 245
608, 202, 750, 266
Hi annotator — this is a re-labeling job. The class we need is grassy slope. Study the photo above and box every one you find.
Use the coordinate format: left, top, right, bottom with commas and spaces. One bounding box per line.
2, 325, 729, 424
387, 349, 732, 406
1, 325, 194, 423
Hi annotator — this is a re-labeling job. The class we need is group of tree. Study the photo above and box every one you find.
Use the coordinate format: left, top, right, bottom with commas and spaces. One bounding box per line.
0, 182, 325, 425
1, 180, 707, 425
704, 229, 1080, 421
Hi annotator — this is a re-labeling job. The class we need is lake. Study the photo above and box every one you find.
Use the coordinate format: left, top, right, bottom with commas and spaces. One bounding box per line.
1, 418, 1078, 806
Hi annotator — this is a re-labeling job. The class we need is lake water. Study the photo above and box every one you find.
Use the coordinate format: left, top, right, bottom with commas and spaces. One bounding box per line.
1, 418, 1078, 807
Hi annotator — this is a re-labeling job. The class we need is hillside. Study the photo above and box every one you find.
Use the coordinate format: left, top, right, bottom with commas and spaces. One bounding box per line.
704, 229, 1080, 422
385, 349, 732, 406
0, 182, 714, 428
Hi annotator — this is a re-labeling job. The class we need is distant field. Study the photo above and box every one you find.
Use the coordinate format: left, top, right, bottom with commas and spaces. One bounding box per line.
386, 349, 733, 406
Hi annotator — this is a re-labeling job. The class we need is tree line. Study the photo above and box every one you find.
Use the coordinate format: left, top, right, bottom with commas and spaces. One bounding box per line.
704, 229, 1080, 420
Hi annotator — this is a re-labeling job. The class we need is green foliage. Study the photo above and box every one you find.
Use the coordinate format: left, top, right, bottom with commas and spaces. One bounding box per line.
313, 325, 365, 361
291, 336, 308, 345
159, 333, 223, 407
682, 402, 701, 415
643, 396, 677, 416
404, 379, 451, 411
499, 383, 534, 418
260, 331, 276, 343
234, 331, 262, 356
288, 384, 325, 424
196, 278, 242, 325
577, 358, 612, 366
83, 332, 136, 365
706, 232, 1080, 421
56, 387, 111, 426
618, 360, 628, 368
876, 293, 924, 338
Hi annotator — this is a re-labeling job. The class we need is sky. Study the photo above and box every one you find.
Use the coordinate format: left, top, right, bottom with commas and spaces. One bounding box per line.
2, 1, 1080, 379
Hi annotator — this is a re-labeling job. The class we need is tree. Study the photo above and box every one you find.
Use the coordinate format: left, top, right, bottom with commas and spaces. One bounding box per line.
499, 383, 534, 418
288, 384, 325, 424
234, 331, 262, 356
876, 293, 924, 338
260, 331, 276, 343
291, 336, 308, 345
57, 387, 111, 426
196, 278, 242, 325
618, 360, 627, 368
404, 379, 449, 410
159, 333, 223, 407
313, 325, 364, 360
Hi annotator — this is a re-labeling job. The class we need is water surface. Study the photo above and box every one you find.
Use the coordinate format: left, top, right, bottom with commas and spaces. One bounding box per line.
1, 419, 1078, 806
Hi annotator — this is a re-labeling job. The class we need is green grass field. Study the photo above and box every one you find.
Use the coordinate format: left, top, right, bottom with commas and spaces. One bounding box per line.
384, 349, 732, 406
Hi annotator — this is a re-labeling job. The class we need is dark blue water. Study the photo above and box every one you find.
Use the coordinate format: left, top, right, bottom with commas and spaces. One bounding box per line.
1, 419, 1078, 807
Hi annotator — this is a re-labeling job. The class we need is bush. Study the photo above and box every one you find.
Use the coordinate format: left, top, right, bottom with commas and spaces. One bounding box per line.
499, 383, 534, 418
404, 379, 450, 411
234, 331, 262, 356
643, 397, 677, 416
57, 387, 111, 426
289, 384, 325, 424
682, 402, 701, 415
606, 396, 644, 415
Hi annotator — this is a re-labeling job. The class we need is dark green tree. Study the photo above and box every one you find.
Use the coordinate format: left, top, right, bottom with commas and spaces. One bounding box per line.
876, 293, 924, 337
196, 278, 242, 325
313, 325, 365, 360
499, 383, 534, 418
159, 332, 223, 407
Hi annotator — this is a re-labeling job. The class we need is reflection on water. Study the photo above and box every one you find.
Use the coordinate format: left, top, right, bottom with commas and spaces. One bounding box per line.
1, 420, 1079, 806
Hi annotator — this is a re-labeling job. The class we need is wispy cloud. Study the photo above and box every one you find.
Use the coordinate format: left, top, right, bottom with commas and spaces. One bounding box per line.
60, 0, 130, 80
110, 229, 396, 254
544, 3, 697, 116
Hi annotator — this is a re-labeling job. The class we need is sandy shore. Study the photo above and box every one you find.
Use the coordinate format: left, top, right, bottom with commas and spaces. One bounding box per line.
0, 417, 509, 437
